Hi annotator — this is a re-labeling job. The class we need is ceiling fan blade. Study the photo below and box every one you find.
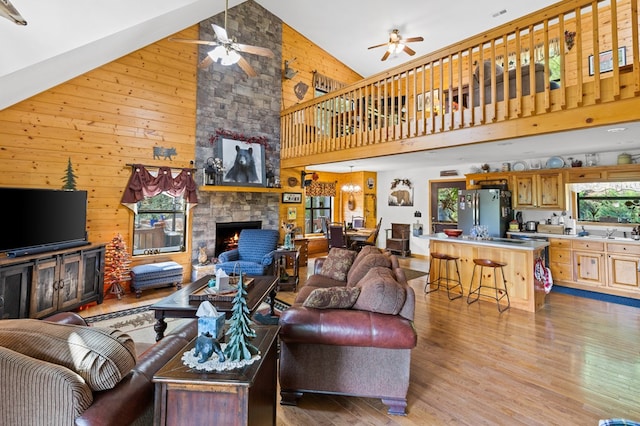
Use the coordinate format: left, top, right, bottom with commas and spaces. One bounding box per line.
212, 24, 229, 42
380, 51, 390, 61
403, 37, 424, 43
236, 43, 275, 58
169, 37, 219, 47
198, 55, 214, 69
237, 56, 258, 77
368, 42, 389, 50
403, 45, 416, 56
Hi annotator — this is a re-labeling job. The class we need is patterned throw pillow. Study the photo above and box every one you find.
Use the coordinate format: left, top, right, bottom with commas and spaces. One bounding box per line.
303, 286, 361, 309
320, 248, 357, 281
353, 267, 406, 315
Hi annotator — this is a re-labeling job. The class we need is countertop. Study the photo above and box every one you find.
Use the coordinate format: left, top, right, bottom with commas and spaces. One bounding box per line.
418, 234, 549, 251
507, 231, 640, 244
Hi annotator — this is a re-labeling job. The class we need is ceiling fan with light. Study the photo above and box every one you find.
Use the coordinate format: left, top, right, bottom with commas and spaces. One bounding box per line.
368, 29, 423, 61
169, 0, 274, 77
0, 0, 27, 25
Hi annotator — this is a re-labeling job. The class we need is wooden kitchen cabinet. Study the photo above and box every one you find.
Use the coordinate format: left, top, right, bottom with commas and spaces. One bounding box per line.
512, 171, 564, 210
606, 243, 640, 292
549, 238, 573, 282
572, 240, 605, 287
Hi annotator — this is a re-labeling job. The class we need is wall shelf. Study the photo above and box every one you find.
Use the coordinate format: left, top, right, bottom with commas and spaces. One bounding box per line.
198, 185, 283, 193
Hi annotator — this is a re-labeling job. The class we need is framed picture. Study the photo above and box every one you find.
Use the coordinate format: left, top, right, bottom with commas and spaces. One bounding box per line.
588, 47, 626, 76
217, 138, 266, 187
417, 90, 439, 112
282, 192, 302, 203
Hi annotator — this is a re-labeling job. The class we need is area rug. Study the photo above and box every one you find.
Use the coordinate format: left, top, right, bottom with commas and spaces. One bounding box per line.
253, 298, 290, 325
85, 306, 186, 355
402, 268, 428, 281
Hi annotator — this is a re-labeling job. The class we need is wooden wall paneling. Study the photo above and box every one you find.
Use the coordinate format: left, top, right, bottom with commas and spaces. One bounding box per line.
0, 25, 199, 282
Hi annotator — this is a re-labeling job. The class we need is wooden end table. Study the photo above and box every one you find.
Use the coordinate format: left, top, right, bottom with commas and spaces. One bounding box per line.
274, 249, 299, 292
153, 326, 278, 426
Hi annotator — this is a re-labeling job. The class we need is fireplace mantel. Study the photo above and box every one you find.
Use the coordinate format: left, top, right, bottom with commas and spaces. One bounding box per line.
199, 186, 283, 193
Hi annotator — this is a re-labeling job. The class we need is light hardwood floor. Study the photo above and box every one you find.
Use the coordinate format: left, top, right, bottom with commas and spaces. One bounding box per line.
81, 255, 640, 425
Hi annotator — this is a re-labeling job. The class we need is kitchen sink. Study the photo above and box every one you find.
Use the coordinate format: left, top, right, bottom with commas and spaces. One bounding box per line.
579, 235, 637, 242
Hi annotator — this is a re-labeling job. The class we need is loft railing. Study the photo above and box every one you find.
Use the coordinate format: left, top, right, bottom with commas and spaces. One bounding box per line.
280, 0, 640, 165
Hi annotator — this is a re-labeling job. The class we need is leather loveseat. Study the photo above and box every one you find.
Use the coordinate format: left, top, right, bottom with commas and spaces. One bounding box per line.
472, 60, 560, 105
0, 312, 197, 426
278, 246, 417, 415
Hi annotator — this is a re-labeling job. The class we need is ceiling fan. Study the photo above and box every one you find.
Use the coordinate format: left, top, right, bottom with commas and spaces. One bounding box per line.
169, 0, 274, 77
368, 29, 424, 61
0, 0, 27, 25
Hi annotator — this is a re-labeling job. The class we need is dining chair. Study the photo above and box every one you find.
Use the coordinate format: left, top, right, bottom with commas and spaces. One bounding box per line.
351, 216, 365, 229
328, 222, 347, 248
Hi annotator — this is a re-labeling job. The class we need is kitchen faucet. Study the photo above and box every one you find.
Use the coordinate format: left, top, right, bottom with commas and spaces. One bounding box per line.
605, 228, 617, 239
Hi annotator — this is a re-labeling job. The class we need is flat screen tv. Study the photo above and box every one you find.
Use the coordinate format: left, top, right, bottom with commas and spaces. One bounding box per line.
0, 188, 89, 257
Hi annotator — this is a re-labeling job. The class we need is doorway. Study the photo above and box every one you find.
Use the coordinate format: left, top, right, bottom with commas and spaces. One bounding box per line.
430, 179, 466, 233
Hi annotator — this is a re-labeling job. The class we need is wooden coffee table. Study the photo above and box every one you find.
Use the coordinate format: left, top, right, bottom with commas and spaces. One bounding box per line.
153, 325, 278, 426
149, 274, 277, 341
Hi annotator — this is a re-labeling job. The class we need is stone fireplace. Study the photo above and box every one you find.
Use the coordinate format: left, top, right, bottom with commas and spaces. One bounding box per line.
214, 220, 262, 256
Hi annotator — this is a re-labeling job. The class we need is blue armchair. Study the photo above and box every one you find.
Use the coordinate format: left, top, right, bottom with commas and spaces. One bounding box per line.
216, 229, 279, 275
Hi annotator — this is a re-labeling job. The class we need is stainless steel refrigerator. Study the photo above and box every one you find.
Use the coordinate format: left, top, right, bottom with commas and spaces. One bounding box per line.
458, 188, 512, 237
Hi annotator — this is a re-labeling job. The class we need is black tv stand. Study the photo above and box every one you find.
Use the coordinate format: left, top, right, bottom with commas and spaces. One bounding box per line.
6, 241, 90, 258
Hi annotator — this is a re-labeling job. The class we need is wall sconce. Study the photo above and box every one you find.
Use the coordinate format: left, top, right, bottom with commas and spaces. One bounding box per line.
284, 58, 298, 79
301, 170, 317, 187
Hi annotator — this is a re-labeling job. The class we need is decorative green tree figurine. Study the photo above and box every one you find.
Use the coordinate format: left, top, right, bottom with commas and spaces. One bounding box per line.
61, 157, 78, 190
224, 272, 259, 362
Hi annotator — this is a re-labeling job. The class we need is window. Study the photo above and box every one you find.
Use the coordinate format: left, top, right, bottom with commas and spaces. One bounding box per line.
430, 180, 466, 233
574, 182, 640, 223
305, 196, 333, 234
133, 193, 187, 255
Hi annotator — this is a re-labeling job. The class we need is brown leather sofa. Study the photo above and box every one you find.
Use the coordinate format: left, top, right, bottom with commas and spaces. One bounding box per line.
278, 246, 417, 415
0, 311, 196, 426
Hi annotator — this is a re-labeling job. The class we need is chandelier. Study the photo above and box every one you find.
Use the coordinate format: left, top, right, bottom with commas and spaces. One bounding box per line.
342, 166, 361, 193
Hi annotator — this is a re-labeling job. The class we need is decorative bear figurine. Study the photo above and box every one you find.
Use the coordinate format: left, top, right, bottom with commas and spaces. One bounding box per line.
193, 332, 225, 363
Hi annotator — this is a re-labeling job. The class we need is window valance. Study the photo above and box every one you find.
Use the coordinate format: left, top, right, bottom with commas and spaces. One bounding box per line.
313, 72, 346, 93
306, 181, 336, 197
121, 164, 198, 213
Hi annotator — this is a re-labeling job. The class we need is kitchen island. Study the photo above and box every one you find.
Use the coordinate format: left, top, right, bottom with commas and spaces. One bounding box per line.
419, 234, 549, 312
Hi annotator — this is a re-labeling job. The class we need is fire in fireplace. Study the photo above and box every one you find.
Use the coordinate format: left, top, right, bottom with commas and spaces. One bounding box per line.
214, 221, 262, 256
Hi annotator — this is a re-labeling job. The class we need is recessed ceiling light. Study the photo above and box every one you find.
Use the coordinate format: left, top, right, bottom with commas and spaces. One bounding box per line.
607, 127, 627, 132
497, 141, 513, 146
492, 9, 507, 18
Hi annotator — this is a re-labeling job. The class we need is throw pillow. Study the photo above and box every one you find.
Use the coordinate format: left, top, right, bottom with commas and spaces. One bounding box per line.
353, 267, 406, 315
350, 245, 381, 272
320, 248, 357, 282
0, 319, 136, 391
347, 253, 392, 287
303, 286, 361, 309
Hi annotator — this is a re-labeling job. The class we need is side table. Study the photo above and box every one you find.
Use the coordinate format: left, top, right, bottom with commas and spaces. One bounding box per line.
274, 249, 299, 292
153, 326, 278, 426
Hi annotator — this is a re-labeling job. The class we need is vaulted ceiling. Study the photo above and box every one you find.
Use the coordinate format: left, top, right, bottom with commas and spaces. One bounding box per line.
3, 0, 639, 171
1, 0, 557, 111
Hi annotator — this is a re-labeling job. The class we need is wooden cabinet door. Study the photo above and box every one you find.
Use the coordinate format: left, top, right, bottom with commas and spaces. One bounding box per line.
538, 172, 564, 209
573, 251, 605, 286
57, 253, 82, 311
607, 254, 640, 292
0, 263, 31, 319
512, 174, 535, 208
81, 248, 104, 304
30, 257, 59, 318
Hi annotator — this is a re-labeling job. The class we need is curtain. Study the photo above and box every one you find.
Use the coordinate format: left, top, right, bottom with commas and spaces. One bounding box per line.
306, 181, 336, 197
313, 71, 346, 93
121, 164, 198, 212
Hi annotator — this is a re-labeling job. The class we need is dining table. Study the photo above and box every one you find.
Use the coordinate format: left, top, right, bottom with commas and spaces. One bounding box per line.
345, 228, 375, 245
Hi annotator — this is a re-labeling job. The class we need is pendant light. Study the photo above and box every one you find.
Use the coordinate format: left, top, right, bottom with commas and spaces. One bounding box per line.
342, 166, 361, 193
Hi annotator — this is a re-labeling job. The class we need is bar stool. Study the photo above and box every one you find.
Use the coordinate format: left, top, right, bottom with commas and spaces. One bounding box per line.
424, 252, 463, 300
467, 258, 510, 312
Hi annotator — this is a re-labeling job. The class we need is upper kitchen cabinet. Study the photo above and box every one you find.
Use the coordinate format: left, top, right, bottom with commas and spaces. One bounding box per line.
512, 171, 564, 210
